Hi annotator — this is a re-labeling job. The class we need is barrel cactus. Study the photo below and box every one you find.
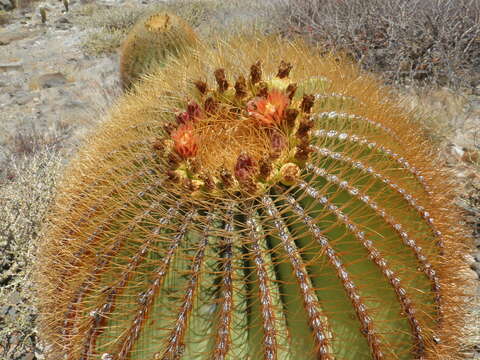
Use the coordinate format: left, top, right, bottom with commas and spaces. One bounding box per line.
36, 36, 472, 360
119, 12, 198, 91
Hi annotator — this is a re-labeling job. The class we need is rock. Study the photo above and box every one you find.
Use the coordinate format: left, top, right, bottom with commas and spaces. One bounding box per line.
31, 72, 69, 89
54, 16, 71, 29
0, 92, 10, 105
465, 254, 476, 265
471, 261, 480, 272
13, 92, 33, 105
55, 16, 70, 24
475, 250, 480, 262
0, 60, 23, 72
0, 0, 13, 11
20, 352, 35, 360
0, 30, 42, 45
0, 305, 9, 315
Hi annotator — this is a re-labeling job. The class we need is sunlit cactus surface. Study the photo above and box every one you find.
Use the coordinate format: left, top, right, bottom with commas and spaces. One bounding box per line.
36, 36, 471, 360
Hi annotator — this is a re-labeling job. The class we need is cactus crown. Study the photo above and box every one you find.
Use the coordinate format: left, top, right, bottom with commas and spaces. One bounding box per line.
37, 36, 471, 360
160, 59, 319, 196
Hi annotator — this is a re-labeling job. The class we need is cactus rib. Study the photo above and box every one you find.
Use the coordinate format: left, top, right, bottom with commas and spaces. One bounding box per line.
114, 210, 195, 359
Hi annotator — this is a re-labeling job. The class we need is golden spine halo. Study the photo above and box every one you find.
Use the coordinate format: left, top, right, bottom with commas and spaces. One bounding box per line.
36, 35, 473, 360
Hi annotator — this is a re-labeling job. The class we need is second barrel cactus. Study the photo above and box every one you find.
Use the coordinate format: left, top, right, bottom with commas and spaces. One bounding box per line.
36, 36, 471, 360
119, 12, 198, 91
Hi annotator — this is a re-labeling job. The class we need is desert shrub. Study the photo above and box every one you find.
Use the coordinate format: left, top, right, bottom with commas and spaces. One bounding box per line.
0, 151, 63, 358
275, 0, 480, 89
0, 10, 12, 26
77, 1, 219, 55
0, 118, 71, 183
0, 152, 63, 286
77, 0, 276, 56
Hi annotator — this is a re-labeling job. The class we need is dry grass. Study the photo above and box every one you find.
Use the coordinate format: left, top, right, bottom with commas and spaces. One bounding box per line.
0, 118, 72, 183
399, 87, 470, 143
75, 0, 276, 56
274, 0, 480, 90
457, 153, 480, 358
0, 47, 120, 356
397, 88, 480, 358
0, 151, 63, 359
0, 10, 12, 26
75, 1, 219, 55
76, 0, 480, 90
0, 152, 62, 286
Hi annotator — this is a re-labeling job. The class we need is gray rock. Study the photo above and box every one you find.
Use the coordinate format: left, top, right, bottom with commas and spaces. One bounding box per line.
471, 262, 480, 272
0, 0, 13, 11
55, 16, 70, 24
20, 352, 35, 360
0, 30, 43, 45
33, 72, 69, 88
13, 91, 34, 105
0, 60, 23, 72
54, 16, 71, 29
6, 306, 17, 317
475, 250, 480, 262
0, 92, 11, 105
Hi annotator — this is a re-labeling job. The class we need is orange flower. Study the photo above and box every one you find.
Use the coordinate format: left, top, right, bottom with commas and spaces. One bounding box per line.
172, 123, 198, 158
248, 91, 289, 126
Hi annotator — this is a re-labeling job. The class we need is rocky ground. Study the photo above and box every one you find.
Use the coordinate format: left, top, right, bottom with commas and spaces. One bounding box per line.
0, 0, 479, 359
0, 0, 120, 357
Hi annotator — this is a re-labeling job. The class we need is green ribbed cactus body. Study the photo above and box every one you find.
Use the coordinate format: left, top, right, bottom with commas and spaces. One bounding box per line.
37, 37, 470, 360
119, 12, 198, 91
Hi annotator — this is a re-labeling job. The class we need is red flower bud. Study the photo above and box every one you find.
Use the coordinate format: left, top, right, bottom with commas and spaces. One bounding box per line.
234, 154, 257, 183
175, 111, 190, 125
250, 60, 262, 85
172, 123, 198, 158
186, 100, 202, 121
269, 130, 287, 158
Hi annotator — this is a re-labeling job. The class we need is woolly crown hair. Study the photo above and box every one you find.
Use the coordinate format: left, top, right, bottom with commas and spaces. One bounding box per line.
36, 36, 472, 360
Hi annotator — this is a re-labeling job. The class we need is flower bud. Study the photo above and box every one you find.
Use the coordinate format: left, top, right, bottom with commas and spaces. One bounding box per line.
234, 153, 257, 183
172, 123, 198, 158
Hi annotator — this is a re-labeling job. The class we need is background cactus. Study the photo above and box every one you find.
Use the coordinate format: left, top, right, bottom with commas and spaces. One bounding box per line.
119, 12, 198, 91
36, 36, 472, 360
